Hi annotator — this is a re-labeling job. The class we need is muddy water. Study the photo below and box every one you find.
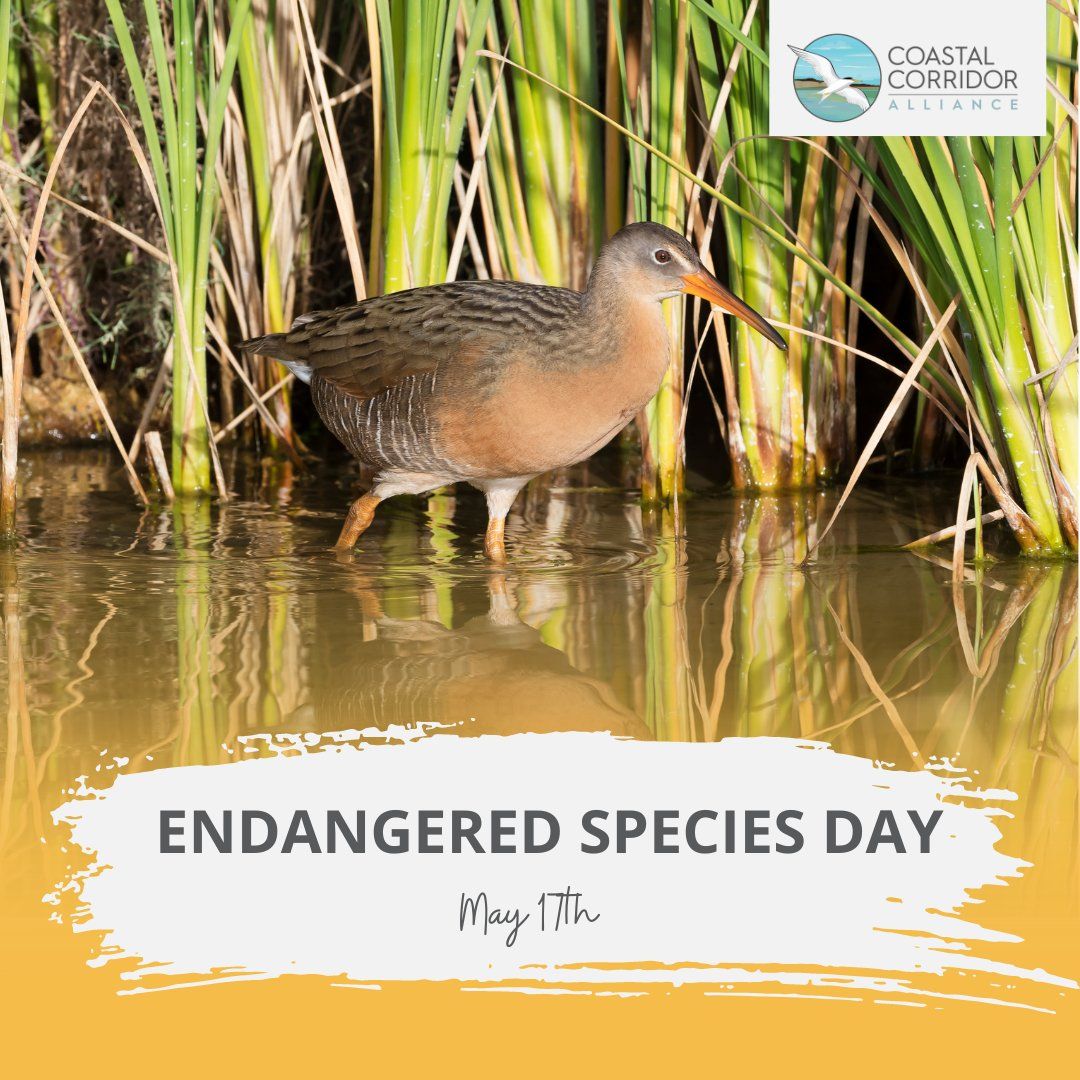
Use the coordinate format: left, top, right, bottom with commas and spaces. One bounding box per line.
0, 449, 1077, 1058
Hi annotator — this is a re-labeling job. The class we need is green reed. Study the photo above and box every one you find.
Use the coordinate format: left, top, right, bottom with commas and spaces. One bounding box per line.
103, 0, 251, 494
849, 10, 1077, 554
613, 0, 691, 502
23, 0, 55, 153
368, 0, 493, 292
232, 1, 287, 337
0, 0, 12, 144
691, 0, 859, 489
465, 0, 605, 288
0, 1, 58, 157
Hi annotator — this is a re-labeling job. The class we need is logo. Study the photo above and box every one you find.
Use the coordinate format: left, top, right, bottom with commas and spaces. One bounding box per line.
789, 34, 881, 122
770, 1, 1045, 136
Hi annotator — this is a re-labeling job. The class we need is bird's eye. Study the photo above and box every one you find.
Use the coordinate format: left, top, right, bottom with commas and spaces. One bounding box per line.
653, 249, 672, 264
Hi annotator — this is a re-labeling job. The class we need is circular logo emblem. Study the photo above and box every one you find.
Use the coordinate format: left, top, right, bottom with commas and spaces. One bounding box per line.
789, 34, 881, 122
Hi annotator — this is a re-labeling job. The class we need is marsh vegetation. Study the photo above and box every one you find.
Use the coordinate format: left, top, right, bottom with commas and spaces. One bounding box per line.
0, 1, 1073, 562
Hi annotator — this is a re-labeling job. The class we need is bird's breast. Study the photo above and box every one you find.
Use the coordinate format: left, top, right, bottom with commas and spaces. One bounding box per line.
435, 300, 671, 478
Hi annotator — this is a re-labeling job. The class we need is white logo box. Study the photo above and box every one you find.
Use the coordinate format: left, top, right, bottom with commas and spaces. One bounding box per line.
769, 0, 1047, 136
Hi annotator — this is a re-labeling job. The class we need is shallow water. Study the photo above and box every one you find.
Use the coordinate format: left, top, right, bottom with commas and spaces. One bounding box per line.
0, 448, 1076, 1024
3, 448, 1073, 752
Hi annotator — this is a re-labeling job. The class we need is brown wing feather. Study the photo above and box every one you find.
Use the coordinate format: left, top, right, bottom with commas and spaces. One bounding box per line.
243, 281, 582, 399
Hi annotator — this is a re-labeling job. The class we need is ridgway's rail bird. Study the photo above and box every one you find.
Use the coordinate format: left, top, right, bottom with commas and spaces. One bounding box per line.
240, 222, 786, 560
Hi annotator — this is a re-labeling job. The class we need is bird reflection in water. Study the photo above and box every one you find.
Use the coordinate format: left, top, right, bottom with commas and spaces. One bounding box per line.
287, 570, 652, 741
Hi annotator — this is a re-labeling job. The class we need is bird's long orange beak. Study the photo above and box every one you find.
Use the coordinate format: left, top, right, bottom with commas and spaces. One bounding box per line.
680, 270, 787, 351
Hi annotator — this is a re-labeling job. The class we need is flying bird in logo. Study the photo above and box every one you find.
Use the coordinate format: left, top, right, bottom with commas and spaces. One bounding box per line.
788, 44, 871, 114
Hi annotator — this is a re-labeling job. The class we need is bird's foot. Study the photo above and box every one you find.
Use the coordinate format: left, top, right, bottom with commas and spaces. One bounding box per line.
334, 492, 381, 552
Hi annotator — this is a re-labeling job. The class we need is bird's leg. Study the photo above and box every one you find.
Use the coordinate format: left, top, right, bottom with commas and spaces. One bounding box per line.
335, 492, 381, 551
483, 515, 507, 562
480, 478, 527, 562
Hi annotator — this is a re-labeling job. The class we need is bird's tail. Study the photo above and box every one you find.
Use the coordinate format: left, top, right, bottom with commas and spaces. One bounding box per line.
238, 332, 287, 357
237, 334, 313, 384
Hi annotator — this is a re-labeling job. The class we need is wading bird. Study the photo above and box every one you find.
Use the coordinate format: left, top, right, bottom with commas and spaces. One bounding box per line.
241, 222, 785, 560
789, 44, 871, 114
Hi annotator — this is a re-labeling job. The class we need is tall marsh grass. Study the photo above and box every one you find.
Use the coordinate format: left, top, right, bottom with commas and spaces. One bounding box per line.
466, 0, 606, 288
692, 2, 860, 489
857, 14, 1077, 553
0, 0, 1074, 556
103, 0, 252, 494
618, 0, 691, 501
369, 0, 492, 291
217, 0, 318, 444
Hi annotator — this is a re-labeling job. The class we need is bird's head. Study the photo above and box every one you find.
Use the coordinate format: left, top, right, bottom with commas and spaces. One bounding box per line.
591, 222, 787, 351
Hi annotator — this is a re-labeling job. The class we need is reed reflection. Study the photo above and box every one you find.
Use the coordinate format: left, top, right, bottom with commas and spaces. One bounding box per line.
0, 457, 1074, 879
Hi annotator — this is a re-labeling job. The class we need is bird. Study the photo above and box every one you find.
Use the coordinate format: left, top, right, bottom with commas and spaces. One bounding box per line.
240, 222, 786, 560
788, 44, 871, 113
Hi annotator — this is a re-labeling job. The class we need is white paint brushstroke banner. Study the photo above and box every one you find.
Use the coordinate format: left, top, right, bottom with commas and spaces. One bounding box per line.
49, 734, 1076, 1007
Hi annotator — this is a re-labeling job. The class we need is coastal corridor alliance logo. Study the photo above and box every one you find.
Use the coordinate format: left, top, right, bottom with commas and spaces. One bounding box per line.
769, 0, 1045, 137
790, 35, 881, 122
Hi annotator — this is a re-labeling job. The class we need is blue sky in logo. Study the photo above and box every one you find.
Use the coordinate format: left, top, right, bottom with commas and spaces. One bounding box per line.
794, 34, 881, 87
